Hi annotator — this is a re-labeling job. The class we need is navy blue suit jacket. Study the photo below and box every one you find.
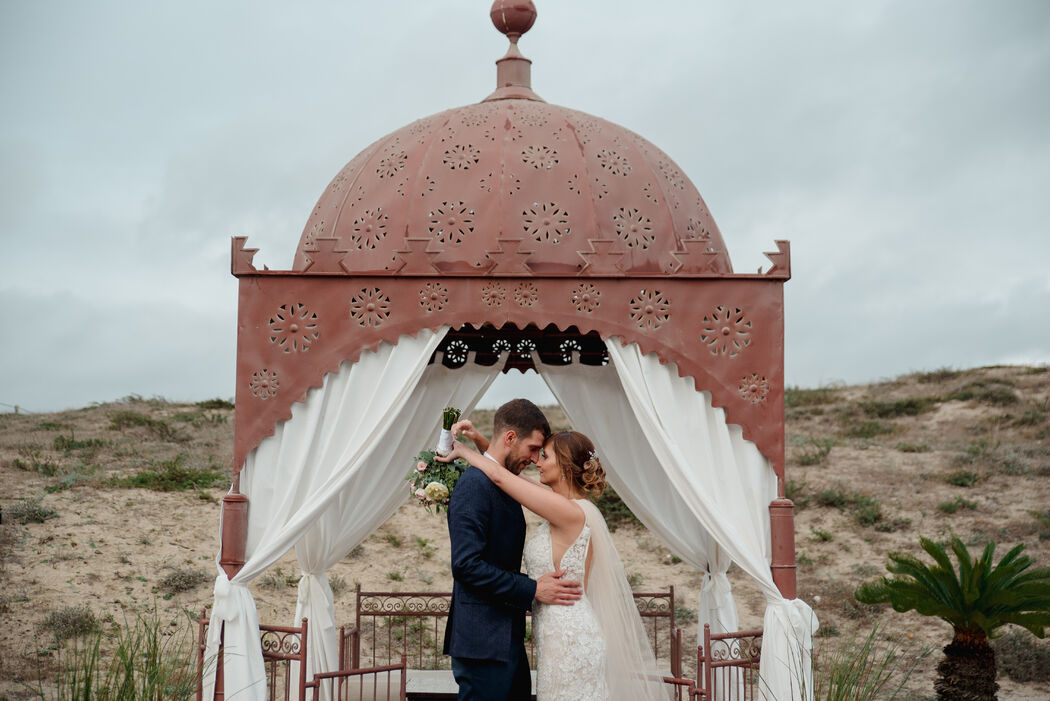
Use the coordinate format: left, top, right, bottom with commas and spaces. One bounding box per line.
443, 466, 536, 662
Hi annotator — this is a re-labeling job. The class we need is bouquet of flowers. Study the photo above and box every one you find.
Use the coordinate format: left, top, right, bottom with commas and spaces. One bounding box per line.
408, 407, 469, 513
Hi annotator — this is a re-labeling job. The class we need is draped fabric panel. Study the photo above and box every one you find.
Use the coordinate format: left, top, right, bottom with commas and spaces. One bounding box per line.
289, 356, 505, 697
537, 361, 740, 635
203, 328, 449, 701
604, 338, 817, 700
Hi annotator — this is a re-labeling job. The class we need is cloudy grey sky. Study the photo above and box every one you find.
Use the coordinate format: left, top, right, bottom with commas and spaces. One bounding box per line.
2, 0, 1048, 413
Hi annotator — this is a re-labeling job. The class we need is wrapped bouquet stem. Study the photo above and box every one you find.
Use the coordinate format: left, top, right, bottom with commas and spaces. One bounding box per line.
435, 406, 461, 456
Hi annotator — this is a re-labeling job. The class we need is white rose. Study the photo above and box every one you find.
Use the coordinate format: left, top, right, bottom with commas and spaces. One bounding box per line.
414, 488, 428, 501
424, 481, 449, 502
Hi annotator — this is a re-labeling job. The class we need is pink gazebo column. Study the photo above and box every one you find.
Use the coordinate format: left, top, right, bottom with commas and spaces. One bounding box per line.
768, 442, 797, 598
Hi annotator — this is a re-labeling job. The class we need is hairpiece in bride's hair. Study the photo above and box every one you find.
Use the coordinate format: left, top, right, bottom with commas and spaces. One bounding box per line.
588, 450, 598, 462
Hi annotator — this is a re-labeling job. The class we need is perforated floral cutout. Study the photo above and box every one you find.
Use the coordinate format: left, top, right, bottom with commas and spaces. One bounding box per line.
522, 202, 570, 243
493, 339, 511, 354
303, 219, 325, 249
738, 374, 770, 403
481, 282, 506, 307
428, 202, 474, 244
418, 282, 449, 312
516, 107, 548, 128
349, 288, 391, 328
420, 175, 436, 197
658, 160, 686, 191
560, 339, 582, 362
514, 282, 539, 307
613, 208, 655, 249
567, 174, 583, 195
376, 151, 407, 179
442, 144, 480, 171
521, 145, 559, 170
571, 283, 601, 313
444, 340, 469, 366
686, 217, 712, 241
593, 178, 609, 200
329, 172, 348, 193
628, 289, 671, 331
485, 124, 521, 142
516, 339, 537, 358
700, 306, 753, 357
351, 209, 389, 250
597, 149, 631, 176
461, 111, 487, 128
643, 183, 660, 204
249, 369, 280, 400
268, 303, 319, 353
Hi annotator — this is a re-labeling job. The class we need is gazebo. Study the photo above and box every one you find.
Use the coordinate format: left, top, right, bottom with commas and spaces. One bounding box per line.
205, 2, 816, 699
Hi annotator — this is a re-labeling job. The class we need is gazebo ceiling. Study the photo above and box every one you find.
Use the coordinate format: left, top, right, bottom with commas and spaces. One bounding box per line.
292, 2, 732, 278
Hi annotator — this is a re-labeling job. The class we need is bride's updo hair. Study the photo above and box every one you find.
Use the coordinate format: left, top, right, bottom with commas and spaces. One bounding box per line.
548, 431, 607, 498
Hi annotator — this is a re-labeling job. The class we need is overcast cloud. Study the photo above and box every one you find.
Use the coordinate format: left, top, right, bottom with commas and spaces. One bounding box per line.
2, 0, 1048, 413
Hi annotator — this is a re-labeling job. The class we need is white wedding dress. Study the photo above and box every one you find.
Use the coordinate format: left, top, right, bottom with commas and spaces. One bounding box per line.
524, 521, 608, 700
524, 499, 670, 701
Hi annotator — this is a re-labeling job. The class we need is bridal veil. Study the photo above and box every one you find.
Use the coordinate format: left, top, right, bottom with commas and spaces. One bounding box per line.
579, 500, 671, 701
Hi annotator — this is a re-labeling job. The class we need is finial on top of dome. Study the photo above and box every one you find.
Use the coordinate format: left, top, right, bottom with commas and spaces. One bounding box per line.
483, 1, 544, 103
490, 0, 536, 40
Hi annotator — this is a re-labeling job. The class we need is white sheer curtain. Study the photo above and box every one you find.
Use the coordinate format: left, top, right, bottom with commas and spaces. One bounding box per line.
538, 360, 742, 641
289, 355, 505, 697
604, 338, 817, 700
203, 328, 448, 700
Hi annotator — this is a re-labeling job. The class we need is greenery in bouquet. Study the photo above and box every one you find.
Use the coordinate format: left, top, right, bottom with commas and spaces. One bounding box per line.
409, 448, 469, 513
408, 407, 468, 513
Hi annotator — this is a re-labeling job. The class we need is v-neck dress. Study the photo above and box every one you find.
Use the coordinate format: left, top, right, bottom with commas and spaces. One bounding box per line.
523, 519, 609, 700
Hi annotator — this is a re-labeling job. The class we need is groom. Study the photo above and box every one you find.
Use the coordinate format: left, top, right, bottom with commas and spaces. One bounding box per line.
443, 398, 582, 700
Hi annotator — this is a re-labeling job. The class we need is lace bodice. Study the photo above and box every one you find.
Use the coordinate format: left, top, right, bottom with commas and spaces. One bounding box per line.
524, 520, 608, 700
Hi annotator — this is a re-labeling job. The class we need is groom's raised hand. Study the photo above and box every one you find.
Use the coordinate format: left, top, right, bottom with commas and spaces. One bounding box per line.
534, 569, 583, 606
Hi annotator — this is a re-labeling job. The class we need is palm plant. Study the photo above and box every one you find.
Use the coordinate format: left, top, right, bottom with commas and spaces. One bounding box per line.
855, 535, 1050, 700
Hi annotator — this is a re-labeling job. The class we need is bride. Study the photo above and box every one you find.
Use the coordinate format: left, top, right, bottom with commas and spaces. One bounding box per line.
440, 424, 669, 701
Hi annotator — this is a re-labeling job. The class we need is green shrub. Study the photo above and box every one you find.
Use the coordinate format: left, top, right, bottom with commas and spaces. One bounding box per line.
37, 420, 74, 431
9, 496, 58, 524
44, 604, 99, 641
1035, 509, 1050, 541
593, 485, 641, 531
159, 567, 210, 595
993, 629, 1050, 682
842, 420, 896, 439
948, 382, 1018, 406
45, 471, 94, 493
1012, 408, 1047, 427
811, 528, 834, 543
917, 367, 962, 383
815, 488, 891, 529
945, 470, 979, 487
196, 398, 235, 410
797, 437, 835, 466
13, 446, 58, 476
938, 497, 978, 514
53, 434, 105, 452
109, 454, 225, 491
894, 442, 930, 453
860, 398, 938, 418
108, 410, 183, 442
785, 386, 838, 408
786, 479, 811, 509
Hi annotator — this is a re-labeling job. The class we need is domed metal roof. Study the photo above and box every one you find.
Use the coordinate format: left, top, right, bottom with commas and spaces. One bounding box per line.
292, 2, 732, 278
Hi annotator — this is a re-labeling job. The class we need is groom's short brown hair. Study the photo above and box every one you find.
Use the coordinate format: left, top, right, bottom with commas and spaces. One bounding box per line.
493, 398, 551, 441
